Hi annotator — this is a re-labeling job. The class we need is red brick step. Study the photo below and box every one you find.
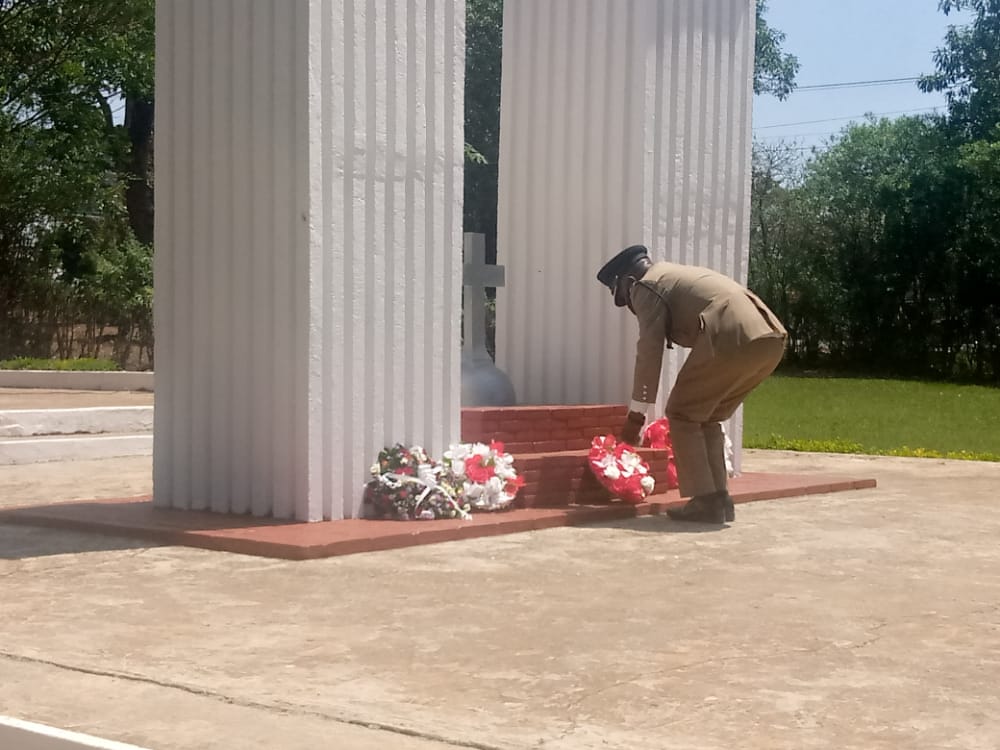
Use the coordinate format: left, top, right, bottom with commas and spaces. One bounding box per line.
461, 404, 628, 452
512, 448, 672, 507
460, 405, 673, 509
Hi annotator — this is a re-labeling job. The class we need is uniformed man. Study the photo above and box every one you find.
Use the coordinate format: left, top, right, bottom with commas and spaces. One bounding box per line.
597, 245, 787, 524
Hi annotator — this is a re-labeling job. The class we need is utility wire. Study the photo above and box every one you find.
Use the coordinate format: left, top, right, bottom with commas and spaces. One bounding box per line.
754, 106, 943, 130
756, 131, 844, 140
794, 76, 922, 91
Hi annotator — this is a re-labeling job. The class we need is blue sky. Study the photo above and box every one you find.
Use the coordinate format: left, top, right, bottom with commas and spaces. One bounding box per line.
752, 0, 972, 152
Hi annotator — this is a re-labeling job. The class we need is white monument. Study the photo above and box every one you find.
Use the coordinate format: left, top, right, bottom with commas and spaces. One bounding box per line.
461, 233, 516, 407
154, 0, 465, 520
153, 0, 756, 520
495, 0, 756, 470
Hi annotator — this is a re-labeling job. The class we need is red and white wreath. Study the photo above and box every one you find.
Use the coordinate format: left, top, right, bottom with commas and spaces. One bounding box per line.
441, 440, 525, 511
587, 435, 656, 504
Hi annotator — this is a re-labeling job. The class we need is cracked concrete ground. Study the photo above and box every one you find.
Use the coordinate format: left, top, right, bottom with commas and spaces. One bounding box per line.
1, 451, 999, 749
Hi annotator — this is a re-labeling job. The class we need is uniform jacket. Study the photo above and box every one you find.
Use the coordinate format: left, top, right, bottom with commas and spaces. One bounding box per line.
629, 262, 786, 404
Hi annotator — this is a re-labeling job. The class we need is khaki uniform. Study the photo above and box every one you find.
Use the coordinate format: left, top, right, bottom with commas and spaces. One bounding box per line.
630, 262, 787, 498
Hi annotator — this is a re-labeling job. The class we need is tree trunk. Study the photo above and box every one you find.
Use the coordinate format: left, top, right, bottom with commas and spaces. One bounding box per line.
124, 96, 155, 245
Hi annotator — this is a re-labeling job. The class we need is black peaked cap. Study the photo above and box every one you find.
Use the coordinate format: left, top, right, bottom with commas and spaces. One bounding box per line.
596, 245, 650, 291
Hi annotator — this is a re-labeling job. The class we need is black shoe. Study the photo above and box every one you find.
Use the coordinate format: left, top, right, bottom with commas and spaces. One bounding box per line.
666, 492, 727, 524
723, 492, 735, 522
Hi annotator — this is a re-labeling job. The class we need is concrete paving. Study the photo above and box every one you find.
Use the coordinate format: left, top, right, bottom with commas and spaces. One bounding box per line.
0, 390, 154, 465
1, 451, 999, 750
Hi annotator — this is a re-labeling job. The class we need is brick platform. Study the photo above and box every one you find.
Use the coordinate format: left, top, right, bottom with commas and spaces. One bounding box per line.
0, 472, 877, 560
0, 404, 877, 559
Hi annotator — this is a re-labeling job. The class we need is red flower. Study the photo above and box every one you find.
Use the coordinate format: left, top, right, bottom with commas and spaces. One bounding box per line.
504, 475, 526, 495
489, 440, 506, 455
642, 418, 672, 450
396, 466, 415, 476
465, 454, 494, 483
640, 418, 679, 489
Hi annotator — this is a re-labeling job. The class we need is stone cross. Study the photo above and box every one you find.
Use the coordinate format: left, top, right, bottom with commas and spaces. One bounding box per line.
462, 233, 505, 364
461, 233, 515, 405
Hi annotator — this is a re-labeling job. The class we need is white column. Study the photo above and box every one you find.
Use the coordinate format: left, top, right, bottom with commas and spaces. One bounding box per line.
496, 0, 755, 469
154, 0, 465, 520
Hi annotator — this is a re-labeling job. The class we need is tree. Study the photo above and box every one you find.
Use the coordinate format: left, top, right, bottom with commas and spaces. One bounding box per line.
754, 0, 800, 100
464, 0, 503, 260
919, 0, 1000, 139
954, 128, 1000, 377
745, 1, 1000, 382
0, 0, 154, 365
748, 141, 812, 357
750, 113, 1000, 380
803, 116, 968, 372
918, 0, 1000, 378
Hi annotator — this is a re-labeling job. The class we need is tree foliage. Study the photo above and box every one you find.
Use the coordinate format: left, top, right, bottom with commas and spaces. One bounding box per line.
919, 0, 1000, 138
749, 0, 1000, 382
0, 0, 153, 366
754, 0, 800, 101
464, 0, 503, 262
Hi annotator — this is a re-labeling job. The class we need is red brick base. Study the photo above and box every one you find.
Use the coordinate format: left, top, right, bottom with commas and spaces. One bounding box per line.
0, 472, 877, 560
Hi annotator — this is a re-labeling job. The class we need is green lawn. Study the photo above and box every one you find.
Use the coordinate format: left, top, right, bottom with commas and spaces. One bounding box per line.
743, 375, 1000, 461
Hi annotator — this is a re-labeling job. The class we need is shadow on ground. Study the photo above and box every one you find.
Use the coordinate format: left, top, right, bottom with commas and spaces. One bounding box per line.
586, 514, 732, 534
0, 525, 161, 559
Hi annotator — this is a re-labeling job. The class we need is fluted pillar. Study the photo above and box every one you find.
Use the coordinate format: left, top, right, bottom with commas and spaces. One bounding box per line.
496, 0, 755, 469
154, 0, 465, 520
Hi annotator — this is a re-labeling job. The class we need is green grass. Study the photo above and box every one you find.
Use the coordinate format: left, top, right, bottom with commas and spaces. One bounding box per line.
743, 375, 1000, 461
0, 357, 119, 371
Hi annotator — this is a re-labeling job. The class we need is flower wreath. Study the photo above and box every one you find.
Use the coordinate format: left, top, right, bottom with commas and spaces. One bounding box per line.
363, 444, 472, 521
441, 441, 525, 511
587, 435, 656, 504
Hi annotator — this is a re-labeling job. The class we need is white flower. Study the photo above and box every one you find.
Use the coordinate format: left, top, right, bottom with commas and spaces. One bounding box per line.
450, 458, 466, 478
444, 444, 467, 460
595, 453, 616, 469
619, 451, 642, 473
495, 464, 516, 480
370, 463, 380, 475
603, 465, 621, 480
485, 476, 504, 495
640, 475, 655, 494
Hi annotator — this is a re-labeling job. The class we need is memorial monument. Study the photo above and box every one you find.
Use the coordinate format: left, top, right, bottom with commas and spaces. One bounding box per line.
153, 0, 756, 520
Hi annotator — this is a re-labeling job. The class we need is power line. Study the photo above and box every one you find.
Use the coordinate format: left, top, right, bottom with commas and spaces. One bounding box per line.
794, 76, 922, 92
754, 106, 943, 130
756, 131, 843, 140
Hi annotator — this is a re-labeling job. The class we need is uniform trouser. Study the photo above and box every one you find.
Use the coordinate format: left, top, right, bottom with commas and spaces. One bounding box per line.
665, 334, 786, 498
